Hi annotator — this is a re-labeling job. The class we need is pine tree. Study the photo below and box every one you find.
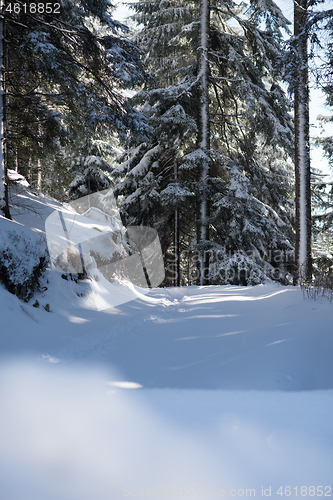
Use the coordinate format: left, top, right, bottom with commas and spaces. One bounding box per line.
112, 0, 295, 286
310, 6, 333, 279
3, 0, 150, 198
282, 1, 333, 284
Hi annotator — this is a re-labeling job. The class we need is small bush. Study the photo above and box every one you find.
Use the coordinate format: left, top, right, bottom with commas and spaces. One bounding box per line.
0, 217, 49, 299
301, 255, 333, 301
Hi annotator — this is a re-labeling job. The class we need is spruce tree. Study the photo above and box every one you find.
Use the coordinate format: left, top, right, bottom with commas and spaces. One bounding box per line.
3, 0, 150, 198
112, 0, 295, 286
311, 6, 333, 278
283, 1, 333, 284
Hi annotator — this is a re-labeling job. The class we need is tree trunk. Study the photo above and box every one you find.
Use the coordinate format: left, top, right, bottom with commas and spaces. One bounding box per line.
0, 1, 4, 207
174, 160, 180, 286
0, 1, 11, 219
197, 0, 210, 286
293, 0, 312, 284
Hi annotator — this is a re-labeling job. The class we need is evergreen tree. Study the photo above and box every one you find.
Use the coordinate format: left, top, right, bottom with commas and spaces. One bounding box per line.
284, 2, 333, 284
3, 0, 150, 199
310, 7, 333, 277
112, 0, 295, 286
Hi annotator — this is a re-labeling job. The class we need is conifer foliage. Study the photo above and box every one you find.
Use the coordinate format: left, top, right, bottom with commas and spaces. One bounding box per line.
308, 6, 333, 280
2, 0, 150, 200
0, 0, 305, 290
112, 0, 295, 286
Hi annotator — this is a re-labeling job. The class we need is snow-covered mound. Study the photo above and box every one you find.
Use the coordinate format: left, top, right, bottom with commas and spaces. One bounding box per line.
7, 169, 30, 187
0, 215, 47, 296
7, 183, 164, 300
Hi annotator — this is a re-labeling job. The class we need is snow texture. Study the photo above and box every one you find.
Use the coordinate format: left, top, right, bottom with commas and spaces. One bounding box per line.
7, 169, 30, 187
0, 279, 333, 499
0, 215, 47, 288
0, 175, 332, 499
160, 183, 194, 204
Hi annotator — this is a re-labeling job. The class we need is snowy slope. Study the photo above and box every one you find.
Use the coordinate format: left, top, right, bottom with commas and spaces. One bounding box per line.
1, 185, 333, 499
2, 277, 333, 391
1, 278, 333, 499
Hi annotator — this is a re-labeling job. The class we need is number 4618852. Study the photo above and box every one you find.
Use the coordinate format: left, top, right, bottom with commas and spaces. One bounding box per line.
5, 3, 61, 14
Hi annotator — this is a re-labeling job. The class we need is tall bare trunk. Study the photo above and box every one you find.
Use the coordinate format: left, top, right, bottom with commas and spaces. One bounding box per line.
197, 0, 210, 286
174, 160, 180, 286
0, 0, 11, 219
293, 0, 312, 284
0, 2, 5, 209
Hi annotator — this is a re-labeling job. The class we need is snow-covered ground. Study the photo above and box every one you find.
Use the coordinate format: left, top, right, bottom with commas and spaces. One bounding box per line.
1, 184, 333, 499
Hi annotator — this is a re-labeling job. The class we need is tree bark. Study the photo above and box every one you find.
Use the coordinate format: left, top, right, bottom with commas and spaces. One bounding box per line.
0, 0, 11, 219
174, 157, 181, 286
197, 0, 210, 286
293, 0, 312, 284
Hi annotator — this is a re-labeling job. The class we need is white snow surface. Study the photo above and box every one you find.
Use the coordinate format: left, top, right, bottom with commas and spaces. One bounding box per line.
1, 279, 333, 499
7, 169, 30, 187
1, 187, 333, 499
0, 215, 47, 285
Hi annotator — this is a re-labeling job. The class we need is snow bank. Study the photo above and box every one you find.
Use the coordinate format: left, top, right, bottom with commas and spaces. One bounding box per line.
7, 169, 30, 187
0, 215, 48, 296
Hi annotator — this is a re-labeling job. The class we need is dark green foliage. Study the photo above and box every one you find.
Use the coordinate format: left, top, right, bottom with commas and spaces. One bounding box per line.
5, 0, 151, 192
111, 0, 295, 286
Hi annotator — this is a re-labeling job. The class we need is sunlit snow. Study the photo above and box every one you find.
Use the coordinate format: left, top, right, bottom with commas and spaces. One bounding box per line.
1, 184, 332, 499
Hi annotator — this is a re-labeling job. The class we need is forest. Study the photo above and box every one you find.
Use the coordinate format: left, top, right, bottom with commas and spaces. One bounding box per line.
1, 0, 333, 294
1, 4, 333, 494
